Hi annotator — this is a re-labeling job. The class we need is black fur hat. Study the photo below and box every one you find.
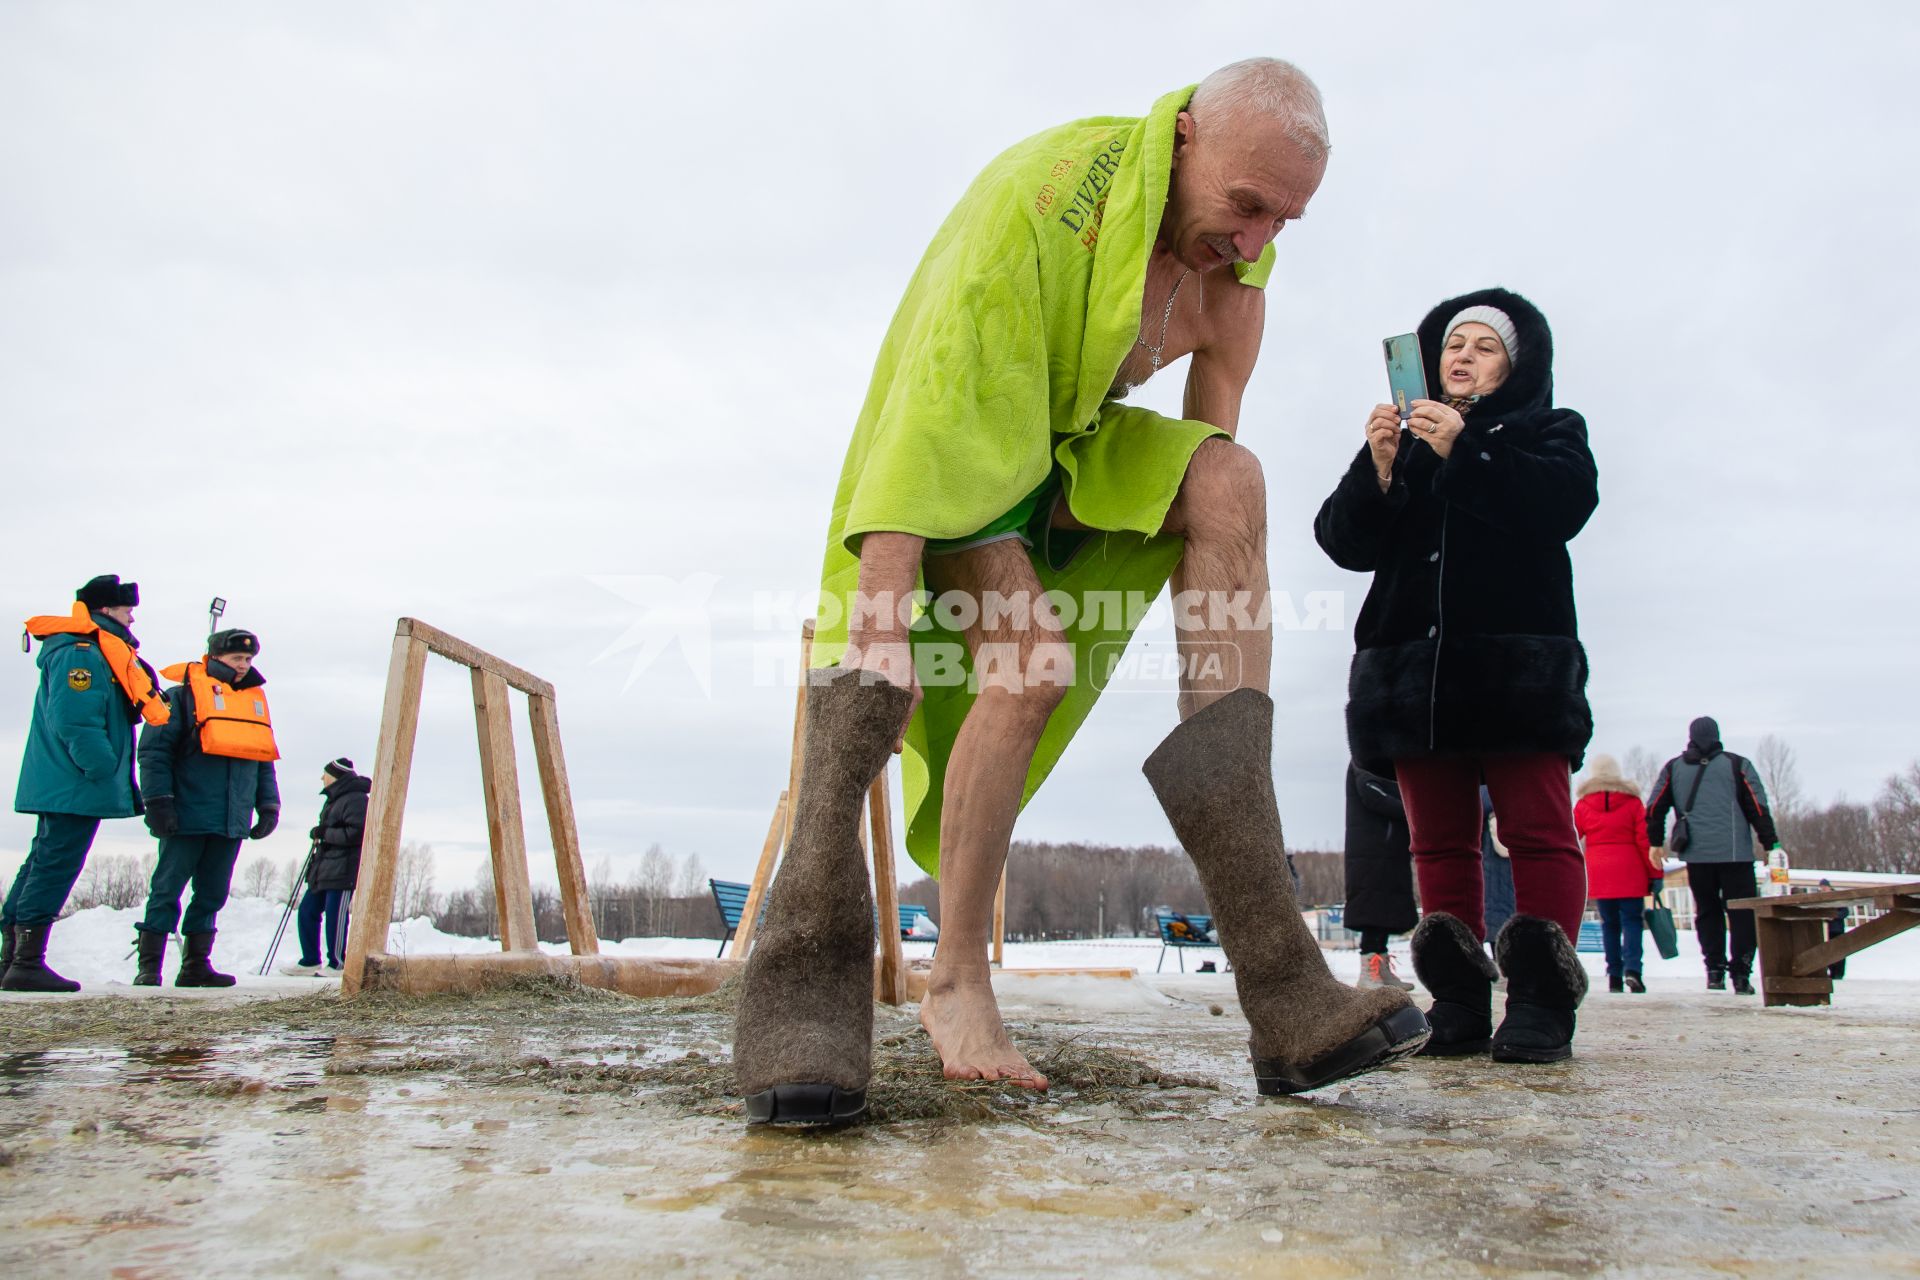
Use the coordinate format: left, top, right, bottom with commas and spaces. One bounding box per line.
207, 628, 260, 657
77, 574, 139, 609
1416, 287, 1555, 419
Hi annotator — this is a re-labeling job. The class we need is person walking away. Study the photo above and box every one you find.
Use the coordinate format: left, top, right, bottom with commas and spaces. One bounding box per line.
133, 629, 281, 987
1315, 288, 1598, 1063
1342, 761, 1416, 990
1817, 877, 1848, 981
1574, 754, 1658, 993
281, 757, 368, 976
1646, 716, 1781, 995
4, 575, 171, 992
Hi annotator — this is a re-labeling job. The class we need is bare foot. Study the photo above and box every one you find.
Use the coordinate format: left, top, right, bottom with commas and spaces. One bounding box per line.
919, 983, 1048, 1090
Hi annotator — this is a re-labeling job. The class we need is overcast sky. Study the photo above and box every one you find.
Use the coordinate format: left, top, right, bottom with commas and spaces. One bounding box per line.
4, 2, 1915, 901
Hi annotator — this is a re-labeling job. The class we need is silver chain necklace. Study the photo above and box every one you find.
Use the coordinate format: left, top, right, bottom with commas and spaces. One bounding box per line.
1138, 268, 1192, 374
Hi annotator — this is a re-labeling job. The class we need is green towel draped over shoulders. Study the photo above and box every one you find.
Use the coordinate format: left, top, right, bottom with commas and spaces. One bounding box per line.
813, 86, 1276, 876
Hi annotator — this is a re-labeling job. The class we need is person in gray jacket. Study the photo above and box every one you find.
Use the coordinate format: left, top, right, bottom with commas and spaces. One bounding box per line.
1646, 716, 1781, 994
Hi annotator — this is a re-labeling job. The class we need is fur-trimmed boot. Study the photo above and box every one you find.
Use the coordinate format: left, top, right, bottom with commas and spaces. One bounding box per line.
734, 669, 913, 1127
175, 931, 236, 988
1490, 915, 1587, 1064
133, 930, 167, 986
1, 923, 82, 993
1144, 689, 1429, 1094
1410, 912, 1498, 1056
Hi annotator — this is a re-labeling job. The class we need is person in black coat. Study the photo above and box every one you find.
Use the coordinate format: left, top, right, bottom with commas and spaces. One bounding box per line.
280, 757, 369, 975
1343, 762, 1416, 989
1314, 287, 1597, 1063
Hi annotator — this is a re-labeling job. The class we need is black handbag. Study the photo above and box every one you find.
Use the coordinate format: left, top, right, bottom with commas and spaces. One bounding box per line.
1667, 758, 1711, 854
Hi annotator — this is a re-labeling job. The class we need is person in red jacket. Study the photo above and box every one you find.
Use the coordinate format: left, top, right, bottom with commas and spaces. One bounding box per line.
1573, 754, 1660, 993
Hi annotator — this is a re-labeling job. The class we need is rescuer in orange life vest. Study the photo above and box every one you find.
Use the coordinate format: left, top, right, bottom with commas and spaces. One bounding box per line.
133, 628, 281, 987
4, 574, 171, 993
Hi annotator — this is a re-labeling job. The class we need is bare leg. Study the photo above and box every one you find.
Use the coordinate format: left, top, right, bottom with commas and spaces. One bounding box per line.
1161, 437, 1272, 720
918, 540, 1069, 1089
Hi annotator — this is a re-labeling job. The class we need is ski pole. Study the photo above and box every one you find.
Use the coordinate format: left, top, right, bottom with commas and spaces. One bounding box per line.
259, 847, 315, 975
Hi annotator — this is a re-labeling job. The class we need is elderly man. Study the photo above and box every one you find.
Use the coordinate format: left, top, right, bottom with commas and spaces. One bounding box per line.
734, 59, 1427, 1127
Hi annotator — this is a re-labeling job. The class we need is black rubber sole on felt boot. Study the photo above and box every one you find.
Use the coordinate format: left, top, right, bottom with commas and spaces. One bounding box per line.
1252, 1003, 1431, 1095
743, 1084, 868, 1128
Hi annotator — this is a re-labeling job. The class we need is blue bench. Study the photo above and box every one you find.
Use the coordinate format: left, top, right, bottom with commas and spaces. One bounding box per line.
1155, 911, 1221, 973
1576, 920, 1604, 954
712, 881, 936, 958
710, 879, 759, 957
899, 903, 934, 941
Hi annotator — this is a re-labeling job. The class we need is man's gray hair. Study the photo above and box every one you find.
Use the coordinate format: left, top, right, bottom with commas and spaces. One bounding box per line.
1189, 57, 1330, 161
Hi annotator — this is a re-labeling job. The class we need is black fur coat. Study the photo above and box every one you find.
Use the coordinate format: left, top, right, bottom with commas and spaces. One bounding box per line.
1313, 287, 1597, 773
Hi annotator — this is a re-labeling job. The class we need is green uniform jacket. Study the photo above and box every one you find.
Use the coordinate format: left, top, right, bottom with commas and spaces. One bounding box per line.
812, 86, 1277, 875
13, 616, 145, 818
137, 671, 281, 838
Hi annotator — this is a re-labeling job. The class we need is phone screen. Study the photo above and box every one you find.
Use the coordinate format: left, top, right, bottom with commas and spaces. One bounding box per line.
1383, 333, 1427, 420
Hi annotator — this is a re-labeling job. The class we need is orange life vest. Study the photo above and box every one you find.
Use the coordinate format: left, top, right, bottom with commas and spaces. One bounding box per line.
159, 659, 281, 763
22, 603, 171, 727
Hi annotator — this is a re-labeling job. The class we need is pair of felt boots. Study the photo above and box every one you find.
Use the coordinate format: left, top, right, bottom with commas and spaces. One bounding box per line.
733, 673, 1431, 1127
1410, 912, 1589, 1063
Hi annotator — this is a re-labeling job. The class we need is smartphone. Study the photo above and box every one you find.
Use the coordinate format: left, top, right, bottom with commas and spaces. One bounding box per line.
1383, 333, 1427, 421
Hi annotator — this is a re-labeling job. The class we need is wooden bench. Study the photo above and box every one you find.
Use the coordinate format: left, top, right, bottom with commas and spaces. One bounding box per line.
1729, 880, 1920, 1007
1154, 911, 1221, 974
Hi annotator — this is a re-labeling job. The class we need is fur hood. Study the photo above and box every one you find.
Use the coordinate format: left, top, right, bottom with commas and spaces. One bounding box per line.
1416, 286, 1554, 418
1576, 753, 1640, 800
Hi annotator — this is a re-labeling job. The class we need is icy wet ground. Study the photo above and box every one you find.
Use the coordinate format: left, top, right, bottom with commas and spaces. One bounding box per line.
3, 967, 1917, 1278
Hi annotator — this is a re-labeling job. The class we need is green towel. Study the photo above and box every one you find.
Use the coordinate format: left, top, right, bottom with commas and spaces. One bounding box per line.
812, 85, 1277, 876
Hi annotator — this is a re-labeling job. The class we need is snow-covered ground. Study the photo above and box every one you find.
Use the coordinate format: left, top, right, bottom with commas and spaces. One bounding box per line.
33, 894, 1920, 994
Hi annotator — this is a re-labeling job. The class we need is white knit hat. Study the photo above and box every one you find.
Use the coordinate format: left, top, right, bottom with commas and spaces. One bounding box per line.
1444, 305, 1520, 364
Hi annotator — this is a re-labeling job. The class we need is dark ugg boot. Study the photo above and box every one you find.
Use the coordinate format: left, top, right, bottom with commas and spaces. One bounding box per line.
1490, 916, 1588, 1064
1144, 690, 1428, 1094
176, 931, 236, 988
734, 669, 913, 1127
1410, 912, 1497, 1056
134, 930, 167, 986
1, 924, 82, 993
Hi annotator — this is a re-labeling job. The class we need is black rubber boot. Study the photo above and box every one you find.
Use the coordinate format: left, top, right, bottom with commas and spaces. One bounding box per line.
1490, 916, 1587, 1064
733, 670, 913, 1128
176, 931, 236, 988
1145, 690, 1428, 1094
1, 923, 82, 993
1410, 912, 1497, 1056
134, 930, 167, 987
1624, 971, 1646, 994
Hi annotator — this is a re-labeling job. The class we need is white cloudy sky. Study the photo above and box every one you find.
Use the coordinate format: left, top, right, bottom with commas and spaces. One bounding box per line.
3, 2, 1915, 898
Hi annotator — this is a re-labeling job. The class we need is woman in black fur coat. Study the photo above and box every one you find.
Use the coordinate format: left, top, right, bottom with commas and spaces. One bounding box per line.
1314, 287, 1596, 1063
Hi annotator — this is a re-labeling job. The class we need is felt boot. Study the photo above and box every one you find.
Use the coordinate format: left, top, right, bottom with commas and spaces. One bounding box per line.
1490, 916, 1587, 1064
1410, 912, 1497, 1056
1, 924, 82, 993
1144, 689, 1428, 1094
0, 924, 14, 976
176, 931, 236, 988
134, 930, 167, 987
734, 669, 913, 1127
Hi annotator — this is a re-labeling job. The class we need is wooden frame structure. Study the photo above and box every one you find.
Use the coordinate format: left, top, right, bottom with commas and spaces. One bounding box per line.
1730, 880, 1920, 1007
340, 618, 733, 998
